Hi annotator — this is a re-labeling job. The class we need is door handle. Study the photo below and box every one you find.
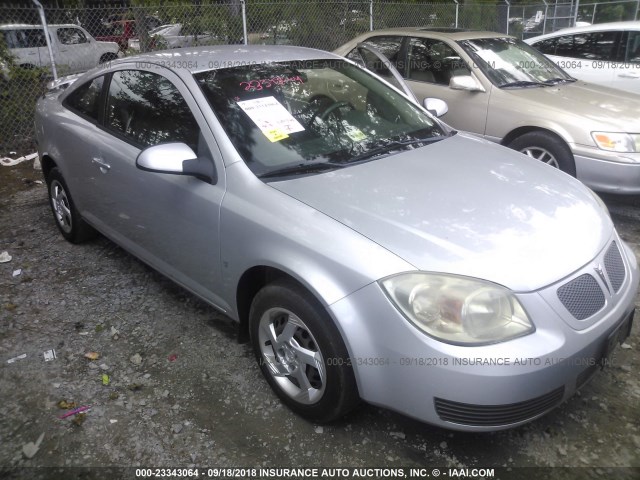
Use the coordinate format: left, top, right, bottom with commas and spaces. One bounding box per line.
92, 157, 111, 173
618, 72, 640, 78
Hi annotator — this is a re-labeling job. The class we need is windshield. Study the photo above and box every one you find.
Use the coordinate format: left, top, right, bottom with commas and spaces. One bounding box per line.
458, 37, 574, 88
194, 59, 448, 178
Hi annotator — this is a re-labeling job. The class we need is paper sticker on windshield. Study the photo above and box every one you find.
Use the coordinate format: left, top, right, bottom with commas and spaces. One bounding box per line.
345, 127, 367, 142
237, 96, 304, 142
263, 129, 289, 142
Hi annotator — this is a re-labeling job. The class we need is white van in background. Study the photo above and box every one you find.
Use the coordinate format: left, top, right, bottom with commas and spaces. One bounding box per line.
1, 24, 119, 74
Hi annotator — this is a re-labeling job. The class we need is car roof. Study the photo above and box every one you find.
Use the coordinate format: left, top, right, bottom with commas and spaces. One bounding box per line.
526, 20, 640, 41
108, 45, 343, 74
355, 27, 511, 41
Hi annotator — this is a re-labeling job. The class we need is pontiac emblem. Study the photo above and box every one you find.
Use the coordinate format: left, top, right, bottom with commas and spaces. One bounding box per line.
594, 264, 611, 294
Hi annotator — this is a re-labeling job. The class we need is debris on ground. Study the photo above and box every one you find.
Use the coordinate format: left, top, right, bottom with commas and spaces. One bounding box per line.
57, 400, 77, 409
130, 353, 143, 365
43, 349, 57, 362
21, 433, 44, 459
58, 406, 91, 419
7, 353, 27, 364
1, 152, 38, 167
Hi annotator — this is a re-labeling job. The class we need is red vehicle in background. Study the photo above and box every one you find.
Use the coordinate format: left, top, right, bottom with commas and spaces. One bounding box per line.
95, 20, 137, 51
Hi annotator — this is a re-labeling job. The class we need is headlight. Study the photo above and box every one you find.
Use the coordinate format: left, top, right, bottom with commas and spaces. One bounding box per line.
380, 273, 534, 345
591, 132, 640, 153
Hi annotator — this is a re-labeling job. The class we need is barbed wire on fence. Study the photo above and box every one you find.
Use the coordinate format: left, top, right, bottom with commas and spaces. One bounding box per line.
1, 0, 639, 153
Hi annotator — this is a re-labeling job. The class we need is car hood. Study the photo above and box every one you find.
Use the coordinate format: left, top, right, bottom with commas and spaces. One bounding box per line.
503, 81, 640, 132
271, 134, 613, 292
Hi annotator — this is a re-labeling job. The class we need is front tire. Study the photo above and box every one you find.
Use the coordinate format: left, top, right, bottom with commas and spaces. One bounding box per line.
46, 167, 96, 243
249, 280, 359, 423
508, 131, 576, 177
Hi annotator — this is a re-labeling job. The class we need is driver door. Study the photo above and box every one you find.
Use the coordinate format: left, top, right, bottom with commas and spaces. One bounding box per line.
86, 67, 227, 307
403, 37, 490, 135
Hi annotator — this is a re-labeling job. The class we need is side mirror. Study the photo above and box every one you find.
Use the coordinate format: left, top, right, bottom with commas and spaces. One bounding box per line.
136, 142, 215, 183
449, 75, 485, 92
423, 98, 448, 117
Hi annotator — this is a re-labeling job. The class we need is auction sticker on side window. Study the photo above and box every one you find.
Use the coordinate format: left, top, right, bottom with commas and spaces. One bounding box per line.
237, 96, 305, 142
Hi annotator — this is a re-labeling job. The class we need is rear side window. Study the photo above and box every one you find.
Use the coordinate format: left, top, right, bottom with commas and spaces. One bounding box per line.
347, 36, 404, 76
65, 76, 105, 121
3, 28, 47, 49
105, 70, 199, 149
554, 32, 618, 60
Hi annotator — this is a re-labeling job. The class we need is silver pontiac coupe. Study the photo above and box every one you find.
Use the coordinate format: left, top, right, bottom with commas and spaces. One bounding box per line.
35, 45, 637, 431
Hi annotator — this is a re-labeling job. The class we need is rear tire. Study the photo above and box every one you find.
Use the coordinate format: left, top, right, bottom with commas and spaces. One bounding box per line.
508, 131, 576, 177
249, 279, 359, 423
46, 167, 96, 243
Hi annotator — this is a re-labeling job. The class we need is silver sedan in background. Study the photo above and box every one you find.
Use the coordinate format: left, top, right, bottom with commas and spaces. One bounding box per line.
35, 46, 637, 431
335, 28, 640, 194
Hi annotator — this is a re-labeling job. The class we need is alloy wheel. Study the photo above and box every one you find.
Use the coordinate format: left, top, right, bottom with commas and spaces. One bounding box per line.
257, 307, 326, 405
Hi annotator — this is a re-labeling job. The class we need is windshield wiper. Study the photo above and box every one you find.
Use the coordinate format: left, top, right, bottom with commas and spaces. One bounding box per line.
500, 80, 547, 88
542, 77, 576, 85
345, 136, 448, 164
258, 162, 345, 179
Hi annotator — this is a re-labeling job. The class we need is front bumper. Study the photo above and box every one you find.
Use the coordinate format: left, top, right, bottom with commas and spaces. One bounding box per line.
329, 237, 639, 431
571, 144, 640, 194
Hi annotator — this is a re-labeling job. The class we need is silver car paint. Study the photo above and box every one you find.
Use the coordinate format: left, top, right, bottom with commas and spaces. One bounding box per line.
330, 237, 637, 430
35, 46, 639, 430
273, 133, 611, 292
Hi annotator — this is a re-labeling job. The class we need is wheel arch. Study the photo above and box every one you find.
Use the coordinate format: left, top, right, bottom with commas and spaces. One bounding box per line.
236, 265, 319, 343
40, 153, 58, 180
99, 52, 119, 63
501, 125, 571, 148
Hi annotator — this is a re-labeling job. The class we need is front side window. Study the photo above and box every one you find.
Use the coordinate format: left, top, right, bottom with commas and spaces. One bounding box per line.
57, 27, 88, 45
65, 76, 105, 121
105, 70, 199, 149
407, 38, 469, 85
194, 59, 448, 179
459, 37, 574, 88
531, 37, 557, 56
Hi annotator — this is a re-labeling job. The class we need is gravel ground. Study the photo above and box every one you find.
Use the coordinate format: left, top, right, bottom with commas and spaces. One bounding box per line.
1, 161, 639, 480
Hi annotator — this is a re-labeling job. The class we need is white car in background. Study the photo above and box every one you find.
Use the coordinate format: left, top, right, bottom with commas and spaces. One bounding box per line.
0, 24, 119, 74
525, 21, 640, 94
128, 23, 213, 51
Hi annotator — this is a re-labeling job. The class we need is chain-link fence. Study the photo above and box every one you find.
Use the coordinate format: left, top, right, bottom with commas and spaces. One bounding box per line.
1, 0, 639, 154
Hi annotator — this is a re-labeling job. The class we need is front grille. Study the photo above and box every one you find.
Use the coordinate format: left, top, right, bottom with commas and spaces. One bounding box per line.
435, 386, 564, 426
604, 242, 625, 293
557, 274, 605, 320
